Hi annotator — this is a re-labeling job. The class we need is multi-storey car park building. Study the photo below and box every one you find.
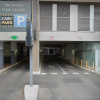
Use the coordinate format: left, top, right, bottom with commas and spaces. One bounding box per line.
0, 0, 100, 73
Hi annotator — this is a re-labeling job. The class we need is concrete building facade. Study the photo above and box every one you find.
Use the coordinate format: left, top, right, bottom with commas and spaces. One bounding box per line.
1, 0, 100, 72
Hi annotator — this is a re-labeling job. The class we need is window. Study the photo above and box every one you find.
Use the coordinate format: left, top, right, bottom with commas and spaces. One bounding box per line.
40, 3, 52, 31
78, 4, 90, 31
94, 5, 100, 31
57, 4, 70, 31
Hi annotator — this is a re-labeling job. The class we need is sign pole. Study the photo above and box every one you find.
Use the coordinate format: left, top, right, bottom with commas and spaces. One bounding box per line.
26, 18, 34, 87
30, 46, 33, 87
33, 0, 36, 40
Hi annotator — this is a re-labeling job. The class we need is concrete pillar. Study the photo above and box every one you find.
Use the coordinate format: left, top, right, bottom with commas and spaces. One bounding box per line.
70, 4, 78, 31
0, 42, 4, 69
32, 1, 39, 72
52, 4, 57, 31
90, 5, 94, 32
11, 42, 17, 64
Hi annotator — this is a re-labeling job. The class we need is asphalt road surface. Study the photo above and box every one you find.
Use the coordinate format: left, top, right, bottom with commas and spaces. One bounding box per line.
0, 60, 29, 100
0, 55, 100, 100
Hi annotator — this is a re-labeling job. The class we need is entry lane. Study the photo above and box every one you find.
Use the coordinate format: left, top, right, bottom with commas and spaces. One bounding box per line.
37, 55, 100, 100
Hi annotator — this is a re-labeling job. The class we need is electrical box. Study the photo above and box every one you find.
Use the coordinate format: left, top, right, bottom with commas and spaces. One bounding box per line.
26, 18, 33, 47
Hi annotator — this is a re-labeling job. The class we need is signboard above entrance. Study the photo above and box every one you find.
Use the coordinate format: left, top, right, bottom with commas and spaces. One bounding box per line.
0, 1, 31, 32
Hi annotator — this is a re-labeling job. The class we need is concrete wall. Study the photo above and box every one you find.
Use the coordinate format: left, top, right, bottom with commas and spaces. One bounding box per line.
61, 46, 65, 57
64, 44, 75, 62
39, 32, 100, 41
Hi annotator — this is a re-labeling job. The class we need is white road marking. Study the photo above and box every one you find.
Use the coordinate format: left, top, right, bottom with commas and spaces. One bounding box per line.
67, 66, 74, 68
73, 73, 79, 74
41, 73, 47, 75
51, 58, 66, 73
62, 73, 68, 74
84, 73, 89, 74
51, 73, 57, 74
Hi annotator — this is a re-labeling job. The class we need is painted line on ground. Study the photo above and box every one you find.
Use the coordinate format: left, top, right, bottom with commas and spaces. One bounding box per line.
73, 73, 79, 74
84, 73, 89, 74
41, 73, 47, 75
51, 73, 57, 75
51, 57, 66, 73
62, 73, 68, 74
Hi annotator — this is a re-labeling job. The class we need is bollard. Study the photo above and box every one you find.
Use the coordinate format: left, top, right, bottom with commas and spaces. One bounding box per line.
93, 62, 95, 71
77, 59, 78, 65
86, 61, 88, 68
73, 58, 74, 63
81, 60, 82, 67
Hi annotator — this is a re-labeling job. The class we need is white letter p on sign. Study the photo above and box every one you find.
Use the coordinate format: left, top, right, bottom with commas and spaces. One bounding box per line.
18, 16, 25, 25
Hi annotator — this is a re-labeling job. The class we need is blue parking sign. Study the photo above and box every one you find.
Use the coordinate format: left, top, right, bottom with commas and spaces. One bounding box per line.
15, 15, 27, 27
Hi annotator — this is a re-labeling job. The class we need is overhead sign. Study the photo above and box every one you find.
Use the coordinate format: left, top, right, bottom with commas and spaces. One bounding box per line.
0, 1, 31, 32
0, 1, 31, 41
0, 32, 26, 41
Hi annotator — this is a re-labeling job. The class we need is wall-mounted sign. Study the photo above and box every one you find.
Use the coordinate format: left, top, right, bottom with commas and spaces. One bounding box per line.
10, 36, 19, 40
1, 14, 14, 27
1, 14, 27, 27
0, 1, 31, 32
14, 14, 27, 27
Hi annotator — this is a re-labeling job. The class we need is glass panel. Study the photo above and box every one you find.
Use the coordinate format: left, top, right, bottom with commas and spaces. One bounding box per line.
57, 4, 70, 17
78, 18, 90, 31
83, 42, 87, 50
90, 50, 95, 66
79, 51, 82, 64
40, 18, 52, 31
99, 51, 100, 71
87, 50, 91, 66
40, 3, 52, 18
87, 42, 91, 50
78, 4, 90, 17
83, 51, 87, 65
57, 18, 70, 31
